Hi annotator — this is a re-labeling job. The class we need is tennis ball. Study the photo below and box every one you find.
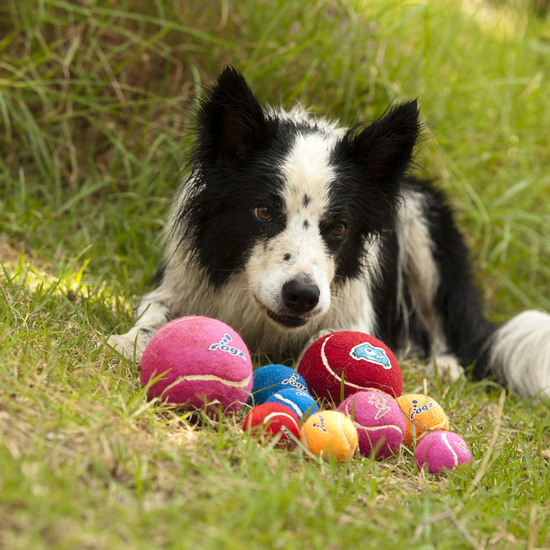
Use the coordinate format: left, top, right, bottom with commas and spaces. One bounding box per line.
396, 393, 449, 447
297, 331, 402, 404
140, 316, 252, 413
250, 364, 308, 405
300, 410, 358, 462
266, 387, 319, 421
414, 431, 472, 474
243, 403, 300, 447
338, 390, 405, 459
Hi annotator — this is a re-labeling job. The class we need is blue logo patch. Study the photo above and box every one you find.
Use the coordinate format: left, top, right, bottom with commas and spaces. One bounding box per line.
350, 342, 392, 370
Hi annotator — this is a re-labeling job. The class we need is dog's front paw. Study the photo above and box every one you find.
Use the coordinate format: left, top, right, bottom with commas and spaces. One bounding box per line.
426, 354, 465, 382
296, 328, 338, 365
106, 328, 155, 362
304, 328, 337, 350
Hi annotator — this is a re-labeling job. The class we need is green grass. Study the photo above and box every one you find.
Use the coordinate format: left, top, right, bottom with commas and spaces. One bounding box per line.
1, 0, 550, 548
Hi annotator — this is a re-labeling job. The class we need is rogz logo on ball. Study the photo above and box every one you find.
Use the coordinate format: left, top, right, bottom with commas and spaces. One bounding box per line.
368, 392, 391, 420
279, 426, 294, 446
312, 414, 328, 433
350, 341, 392, 369
208, 333, 247, 361
281, 373, 308, 392
409, 399, 435, 421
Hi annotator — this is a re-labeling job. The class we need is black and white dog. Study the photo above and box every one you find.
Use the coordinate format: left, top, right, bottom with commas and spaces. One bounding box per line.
108, 67, 550, 398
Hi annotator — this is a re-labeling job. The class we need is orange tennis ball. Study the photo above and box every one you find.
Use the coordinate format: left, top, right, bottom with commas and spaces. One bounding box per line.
396, 393, 449, 447
300, 410, 358, 462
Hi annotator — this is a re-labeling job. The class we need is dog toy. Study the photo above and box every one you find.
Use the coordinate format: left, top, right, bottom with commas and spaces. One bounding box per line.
243, 403, 300, 447
300, 410, 358, 462
250, 364, 308, 405
140, 316, 252, 413
266, 387, 319, 421
396, 393, 449, 447
414, 430, 471, 474
338, 390, 405, 459
297, 331, 402, 404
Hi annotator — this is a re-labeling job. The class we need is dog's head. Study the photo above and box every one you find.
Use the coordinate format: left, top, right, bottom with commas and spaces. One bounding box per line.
179, 67, 420, 330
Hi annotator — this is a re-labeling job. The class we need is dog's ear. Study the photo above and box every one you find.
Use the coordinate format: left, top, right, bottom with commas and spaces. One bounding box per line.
196, 67, 278, 168
333, 101, 421, 191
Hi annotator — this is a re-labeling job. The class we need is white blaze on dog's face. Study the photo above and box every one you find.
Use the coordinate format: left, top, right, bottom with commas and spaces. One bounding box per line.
246, 132, 340, 329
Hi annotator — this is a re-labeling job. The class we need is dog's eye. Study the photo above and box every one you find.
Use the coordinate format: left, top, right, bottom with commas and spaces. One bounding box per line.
331, 223, 346, 237
255, 206, 273, 221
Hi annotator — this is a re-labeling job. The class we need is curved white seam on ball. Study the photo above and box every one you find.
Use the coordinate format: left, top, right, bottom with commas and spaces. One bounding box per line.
353, 422, 403, 435
162, 373, 252, 394
337, 413, 353, 451
300, 429, 309, 450
430, 420, 448, 430
171, 316, 198, 325
320, 335, 372, 390
264, 411, 299, 430
272, 394, 303, 417
442, 432, 459, 466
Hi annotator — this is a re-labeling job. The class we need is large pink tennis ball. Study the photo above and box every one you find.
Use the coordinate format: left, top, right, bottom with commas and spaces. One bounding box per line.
414, 431, 472, 474
297, 331, 402, 404
140, 316, 253, 413
338, 390, 405, 459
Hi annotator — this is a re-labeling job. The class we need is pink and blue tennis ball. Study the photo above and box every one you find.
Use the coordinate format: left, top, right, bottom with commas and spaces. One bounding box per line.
243, 403, 301, 447
140, 316, 253, 413
338, 390, 405, 459
250, 364, 309, 405
297, 331, 402, 404
414, 431, 472, 474
266, 387, 319, 420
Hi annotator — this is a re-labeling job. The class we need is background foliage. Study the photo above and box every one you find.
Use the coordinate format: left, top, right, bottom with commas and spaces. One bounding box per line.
1, 1, 550, 548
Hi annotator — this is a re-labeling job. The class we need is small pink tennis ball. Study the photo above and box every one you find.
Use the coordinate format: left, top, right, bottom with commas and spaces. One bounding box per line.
414, 431, 472, 474
297, 331, 402, 404
338, 390, 405, 459
243, 403, 300, 448
140, 316, 252, 413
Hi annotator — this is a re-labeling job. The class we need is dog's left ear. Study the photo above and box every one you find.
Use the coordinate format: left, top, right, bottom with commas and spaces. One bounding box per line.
195, 67, 278, 168
333, 100, 421, 191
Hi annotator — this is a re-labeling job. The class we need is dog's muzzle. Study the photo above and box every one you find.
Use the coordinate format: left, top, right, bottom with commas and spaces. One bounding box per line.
282, 279, 320, 314
264, 278, 321, 329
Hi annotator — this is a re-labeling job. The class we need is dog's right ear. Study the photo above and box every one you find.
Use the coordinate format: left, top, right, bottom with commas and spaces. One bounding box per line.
195, 67, 278, 168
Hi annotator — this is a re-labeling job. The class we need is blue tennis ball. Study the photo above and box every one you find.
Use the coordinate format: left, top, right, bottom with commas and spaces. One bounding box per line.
266, 387, 319, 420
250, 364, 309, 405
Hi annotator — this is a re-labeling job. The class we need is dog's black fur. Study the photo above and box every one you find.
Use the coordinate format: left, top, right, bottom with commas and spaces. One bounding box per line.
108, 67, 550, 398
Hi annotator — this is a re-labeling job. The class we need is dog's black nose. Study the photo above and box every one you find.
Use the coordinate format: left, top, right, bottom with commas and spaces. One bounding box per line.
282, 279, 320, 314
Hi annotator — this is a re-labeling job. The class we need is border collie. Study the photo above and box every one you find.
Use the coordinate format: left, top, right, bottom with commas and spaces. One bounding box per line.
107, 67, 550, 398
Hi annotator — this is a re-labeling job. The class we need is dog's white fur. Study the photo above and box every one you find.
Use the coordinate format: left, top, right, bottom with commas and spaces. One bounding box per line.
488, 311, 550, 397
108, 155, 449, 369
107, 71, 550, 399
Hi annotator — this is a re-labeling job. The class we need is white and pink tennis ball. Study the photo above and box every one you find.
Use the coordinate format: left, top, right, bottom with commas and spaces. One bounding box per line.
140, 316, 252, 413
297, 331, 402, 404
338, 390, 405, 459
414, 431, 472, 474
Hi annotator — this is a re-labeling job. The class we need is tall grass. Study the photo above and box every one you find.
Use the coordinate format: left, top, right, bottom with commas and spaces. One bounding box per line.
1, 0, 550, 548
